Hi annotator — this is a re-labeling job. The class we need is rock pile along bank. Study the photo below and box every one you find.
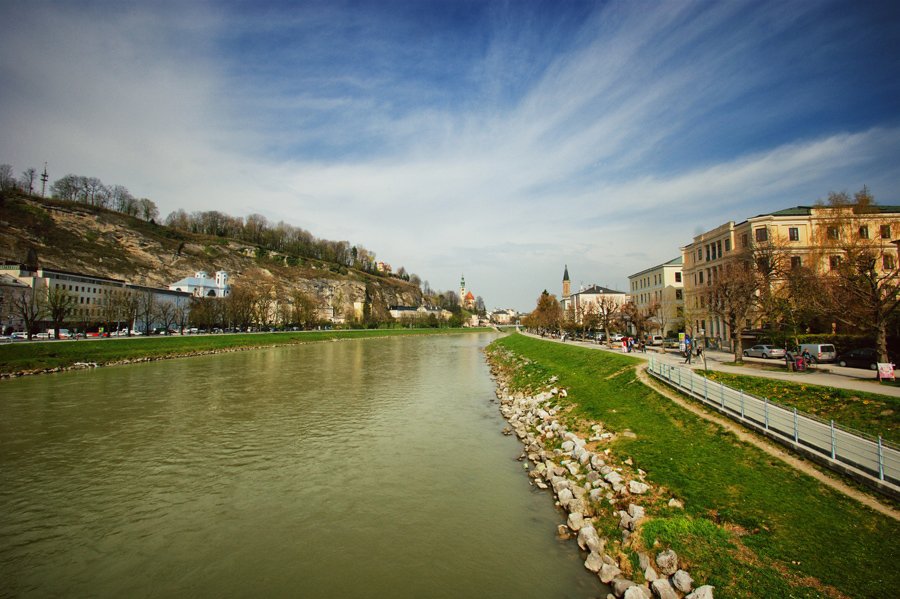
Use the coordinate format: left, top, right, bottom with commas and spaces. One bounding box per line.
488, 347, 713, 599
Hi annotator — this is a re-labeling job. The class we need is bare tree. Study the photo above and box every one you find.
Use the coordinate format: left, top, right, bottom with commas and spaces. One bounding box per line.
45, 286, 76, 338
137, 289, 156, 334
138, 198, 159, 222
119, 290, 140, 334
812, 188, 900, 362
706, 255, 758, 363
20, 168, 36, 195
9, 287, 46, 339
154, 300, 177, 334
0, 164, 16, 191
596, 295, 622, 347
172, 297, 191, 333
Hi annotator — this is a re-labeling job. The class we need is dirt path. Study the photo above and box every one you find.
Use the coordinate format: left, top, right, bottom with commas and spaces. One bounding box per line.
635, 364, 900, 521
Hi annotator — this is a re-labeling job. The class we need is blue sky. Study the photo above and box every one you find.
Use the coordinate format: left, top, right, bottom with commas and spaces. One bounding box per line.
2, 0, 899, 310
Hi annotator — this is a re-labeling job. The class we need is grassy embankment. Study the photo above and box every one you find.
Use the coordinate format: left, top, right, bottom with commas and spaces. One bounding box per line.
0, 328, 492, 376
490, 334, 899, 599
699, 370, 899, 445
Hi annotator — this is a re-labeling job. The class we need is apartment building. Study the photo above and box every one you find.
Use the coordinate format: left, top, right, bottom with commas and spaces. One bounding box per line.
681, 205, 900, 347
627, 256, 684, 336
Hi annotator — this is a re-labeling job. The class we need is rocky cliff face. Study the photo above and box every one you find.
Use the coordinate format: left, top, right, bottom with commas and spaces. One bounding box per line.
0, 195, 423, 313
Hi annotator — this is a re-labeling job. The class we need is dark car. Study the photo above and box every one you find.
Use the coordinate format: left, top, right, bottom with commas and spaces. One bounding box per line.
836, 348, 885, 370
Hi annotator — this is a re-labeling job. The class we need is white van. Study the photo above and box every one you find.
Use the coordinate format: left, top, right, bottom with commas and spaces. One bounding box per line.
649, 335, 665, 346
799, 343, 836, 363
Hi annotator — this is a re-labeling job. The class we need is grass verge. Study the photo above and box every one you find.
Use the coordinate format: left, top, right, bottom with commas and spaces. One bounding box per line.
0, 328, 491, 376
699, 370, 899, 445
490, 334, 899, 599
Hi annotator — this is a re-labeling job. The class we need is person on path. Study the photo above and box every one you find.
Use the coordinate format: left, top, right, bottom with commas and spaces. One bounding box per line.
784, 347, 795, 371
684, 337, 693, 364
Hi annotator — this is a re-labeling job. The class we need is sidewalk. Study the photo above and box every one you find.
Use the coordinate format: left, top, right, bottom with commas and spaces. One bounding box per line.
525, 333, 900, 398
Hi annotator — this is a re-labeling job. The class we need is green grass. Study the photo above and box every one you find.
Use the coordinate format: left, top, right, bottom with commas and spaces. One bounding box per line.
0, 328, 491, 375
489, 334, 899, 599
699, 370, 899, 444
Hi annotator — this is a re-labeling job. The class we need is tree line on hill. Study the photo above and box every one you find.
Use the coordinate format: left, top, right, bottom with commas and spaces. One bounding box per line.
1, 160, 423, 284
2, 161, 479, 330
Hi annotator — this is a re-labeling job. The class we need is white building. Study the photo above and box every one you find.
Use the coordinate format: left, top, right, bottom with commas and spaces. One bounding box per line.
169, 270, 231, 297
562, 284, 628, 322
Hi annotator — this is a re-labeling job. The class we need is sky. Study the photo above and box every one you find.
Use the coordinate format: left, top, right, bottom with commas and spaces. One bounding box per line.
2, 0, 899, 311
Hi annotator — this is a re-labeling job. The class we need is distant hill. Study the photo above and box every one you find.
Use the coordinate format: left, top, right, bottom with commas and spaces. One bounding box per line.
0, 193, 423, 319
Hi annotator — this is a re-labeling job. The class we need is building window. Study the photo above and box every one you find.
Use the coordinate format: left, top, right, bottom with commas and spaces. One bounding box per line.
697, 248, 702, 260
741, 233, 748, 248
675, 272, 681, 283
699, 271, 704, 283
705, 245, 710, 261
885, 254, 896, 270
859, 226, 869, 239
829, 255, 842, 270
675, 289, 683, 300
725, 239, 731, 252
790, 256, 802, 270
789, 227, 799, 241
827, 226, 840, 240
881, 224, 892, 239
755, 228, 768, 242
716, 240, 722, 257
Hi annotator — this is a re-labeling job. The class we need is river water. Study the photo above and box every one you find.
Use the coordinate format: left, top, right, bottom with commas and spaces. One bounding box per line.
0, 333, 602, 598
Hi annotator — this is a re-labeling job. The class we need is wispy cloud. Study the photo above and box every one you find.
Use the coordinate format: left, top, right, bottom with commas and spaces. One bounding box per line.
1, 0, 898, 310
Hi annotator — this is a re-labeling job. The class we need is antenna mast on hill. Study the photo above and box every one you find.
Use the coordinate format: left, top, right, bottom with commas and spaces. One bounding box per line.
40, 163, 48, 197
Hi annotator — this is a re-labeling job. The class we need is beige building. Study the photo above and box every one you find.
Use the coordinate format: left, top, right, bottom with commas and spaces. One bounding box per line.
0, 264, 190, 332
627, 256, 684, 336
681, 205, 900, 347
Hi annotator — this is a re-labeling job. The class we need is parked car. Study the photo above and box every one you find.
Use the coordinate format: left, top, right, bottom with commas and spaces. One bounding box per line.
648, 335, 664, 346
10, 332, 27, 340
743, 344, 786, 359
664, 338, 680, 349
798, 343, 836, 364
611, 333, 625, 342
836, 348, 885, 370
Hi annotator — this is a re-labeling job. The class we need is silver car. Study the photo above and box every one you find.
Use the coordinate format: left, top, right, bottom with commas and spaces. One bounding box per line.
743, 344, 786, 359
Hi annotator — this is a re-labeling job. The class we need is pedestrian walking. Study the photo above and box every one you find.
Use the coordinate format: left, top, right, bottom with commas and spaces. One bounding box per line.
684, 337, 692, 364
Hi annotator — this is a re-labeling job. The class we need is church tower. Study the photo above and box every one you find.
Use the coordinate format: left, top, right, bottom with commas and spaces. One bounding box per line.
460, 274, 466, 305
562, 265, 571, 300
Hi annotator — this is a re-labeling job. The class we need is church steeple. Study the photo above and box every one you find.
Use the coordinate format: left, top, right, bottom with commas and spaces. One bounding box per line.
460, 274, 466, 306
562, 265, 571, 299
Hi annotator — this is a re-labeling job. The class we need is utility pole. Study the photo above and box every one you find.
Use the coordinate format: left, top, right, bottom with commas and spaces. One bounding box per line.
40, 163, 48, 197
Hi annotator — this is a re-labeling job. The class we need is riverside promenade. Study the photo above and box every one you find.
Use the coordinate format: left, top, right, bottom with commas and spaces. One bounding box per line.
523, 332, 900, 398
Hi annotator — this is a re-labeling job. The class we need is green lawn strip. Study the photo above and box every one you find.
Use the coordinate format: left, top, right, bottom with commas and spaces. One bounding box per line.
0, 328, 490, 375
699, 370, 899, 445
492, 334, 899, 599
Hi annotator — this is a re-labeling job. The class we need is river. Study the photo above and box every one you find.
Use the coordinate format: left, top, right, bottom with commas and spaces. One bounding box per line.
0, 333, 602, 598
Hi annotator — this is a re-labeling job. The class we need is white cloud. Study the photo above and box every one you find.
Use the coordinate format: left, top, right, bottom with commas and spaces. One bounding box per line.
1, 1, 897, 311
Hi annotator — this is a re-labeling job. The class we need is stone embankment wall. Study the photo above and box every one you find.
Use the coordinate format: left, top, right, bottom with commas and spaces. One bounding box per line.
488, 350, 714, 599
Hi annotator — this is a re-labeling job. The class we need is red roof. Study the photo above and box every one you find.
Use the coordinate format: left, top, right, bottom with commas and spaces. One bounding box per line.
465, 291, 475, 300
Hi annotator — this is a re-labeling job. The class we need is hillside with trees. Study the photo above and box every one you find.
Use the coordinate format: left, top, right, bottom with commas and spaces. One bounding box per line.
0, 163, 464, 327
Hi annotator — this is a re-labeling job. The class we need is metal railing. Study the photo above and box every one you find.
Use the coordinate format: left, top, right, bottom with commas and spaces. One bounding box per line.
647, 357, 899, 490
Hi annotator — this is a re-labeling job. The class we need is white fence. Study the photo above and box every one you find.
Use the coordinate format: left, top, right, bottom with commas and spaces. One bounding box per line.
647, 358, 899, 492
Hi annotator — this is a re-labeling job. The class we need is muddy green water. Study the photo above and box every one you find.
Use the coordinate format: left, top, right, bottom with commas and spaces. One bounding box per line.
0, 333, 602, 598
